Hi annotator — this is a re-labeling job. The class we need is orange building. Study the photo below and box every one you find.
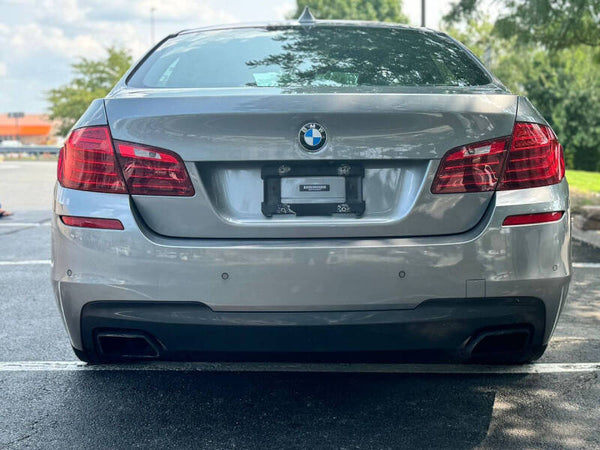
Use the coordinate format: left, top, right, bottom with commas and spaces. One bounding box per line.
0, 114, 56, 145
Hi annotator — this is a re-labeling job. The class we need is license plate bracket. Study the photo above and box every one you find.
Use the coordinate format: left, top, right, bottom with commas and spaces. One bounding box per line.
261, 163, 365, 217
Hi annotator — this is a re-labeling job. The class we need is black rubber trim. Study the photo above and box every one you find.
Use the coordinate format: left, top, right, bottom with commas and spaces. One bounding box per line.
124, 33, 178, 85
81, 297, 546, 363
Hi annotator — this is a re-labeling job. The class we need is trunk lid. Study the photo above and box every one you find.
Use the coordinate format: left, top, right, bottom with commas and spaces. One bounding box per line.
105, 88, 517, 239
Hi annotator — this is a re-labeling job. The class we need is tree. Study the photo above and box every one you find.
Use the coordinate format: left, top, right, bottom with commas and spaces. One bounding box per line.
443, 18, 533, 91
292, 0, 408, 23
522, 47, 600, 170
47, 47, 132, 136
446, 20, 600, 170
444, 0, 600, 50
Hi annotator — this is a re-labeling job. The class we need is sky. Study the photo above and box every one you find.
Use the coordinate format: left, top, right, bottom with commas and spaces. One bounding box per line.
0, 0, 456, 113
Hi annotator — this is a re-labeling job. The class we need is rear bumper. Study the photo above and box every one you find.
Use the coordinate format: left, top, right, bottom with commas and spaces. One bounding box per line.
52, 180, 571, 353
81, 298, 546, 362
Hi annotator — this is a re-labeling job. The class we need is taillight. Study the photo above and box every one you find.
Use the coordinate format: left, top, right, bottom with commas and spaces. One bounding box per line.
497, 123, 564, 190
432, 122, 565, 194
431, 138, 510, 194
58, 127, 127, 193
115, 141, 195, 196
58, 126, 194, 197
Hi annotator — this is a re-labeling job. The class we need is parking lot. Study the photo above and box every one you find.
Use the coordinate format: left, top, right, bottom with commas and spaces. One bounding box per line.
1, 161, 599, 449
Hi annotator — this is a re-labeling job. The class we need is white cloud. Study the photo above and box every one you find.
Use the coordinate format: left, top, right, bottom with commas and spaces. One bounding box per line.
136, 0, 237, 23
8, 24, 105, 60
0, 62, 7, 77
34, 0, 88, 24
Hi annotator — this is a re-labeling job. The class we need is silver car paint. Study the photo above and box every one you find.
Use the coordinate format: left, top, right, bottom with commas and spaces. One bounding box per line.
52, 178, 570, 351
104, 90, 517, 162
52, 22, 571, 353
103, 90, 518, 238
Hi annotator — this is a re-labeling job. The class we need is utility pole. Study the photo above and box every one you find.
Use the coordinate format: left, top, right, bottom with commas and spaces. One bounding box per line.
150, 7, 156, 44
421, 0, 426, 27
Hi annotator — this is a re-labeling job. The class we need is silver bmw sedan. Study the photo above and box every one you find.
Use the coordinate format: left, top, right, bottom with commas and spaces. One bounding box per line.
51, 14, 570, 364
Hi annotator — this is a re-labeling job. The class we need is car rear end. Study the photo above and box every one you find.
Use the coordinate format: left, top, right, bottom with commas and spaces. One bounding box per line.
51, 23, 570, 364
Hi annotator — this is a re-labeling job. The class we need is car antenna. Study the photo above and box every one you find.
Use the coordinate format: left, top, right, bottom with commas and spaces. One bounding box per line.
298, 6, 316, 25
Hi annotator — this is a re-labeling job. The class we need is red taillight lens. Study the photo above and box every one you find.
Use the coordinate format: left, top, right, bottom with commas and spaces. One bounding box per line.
61, 215, 124, 230
58, 126, 127, 193
497, 123, 564, 190
115, 141, 195, 196
58, 126, 195, 197
431, 138, 510, 194
502, 211, 564, 226
432, 122, 565, 194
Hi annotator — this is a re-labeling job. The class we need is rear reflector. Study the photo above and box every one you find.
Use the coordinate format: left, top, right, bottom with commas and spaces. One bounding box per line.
432, 122, 565, 194
497, 123, 564, 191
61, 216, 124, 230
502, 211, 564, 226
431, 138, 510, 194
115, 141, 195, 196
58, 127, 127, 193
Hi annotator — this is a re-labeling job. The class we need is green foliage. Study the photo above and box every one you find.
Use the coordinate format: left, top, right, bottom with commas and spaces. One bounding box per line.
444, 0, 600, 50
47, 47, 132, 135
522, 47, 600, 170
446, 20, 600, 171
292, 0, 408, 23
443, 19, 530, 91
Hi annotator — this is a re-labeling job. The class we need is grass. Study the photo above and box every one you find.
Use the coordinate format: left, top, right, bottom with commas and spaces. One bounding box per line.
566, 170, 600, 211
567, 170, 600, 193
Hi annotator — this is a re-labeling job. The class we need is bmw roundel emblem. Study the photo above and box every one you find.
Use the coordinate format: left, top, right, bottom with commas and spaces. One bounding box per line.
299, 122, 327, 152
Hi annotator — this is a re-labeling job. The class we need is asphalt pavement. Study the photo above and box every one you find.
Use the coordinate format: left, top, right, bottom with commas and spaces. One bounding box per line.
0, 161, 599, 449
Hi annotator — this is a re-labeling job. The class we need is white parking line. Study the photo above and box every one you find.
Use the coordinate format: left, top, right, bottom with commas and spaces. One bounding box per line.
0, 361, 598, 374
0, 222, 51, 227
0, 260, 51, 266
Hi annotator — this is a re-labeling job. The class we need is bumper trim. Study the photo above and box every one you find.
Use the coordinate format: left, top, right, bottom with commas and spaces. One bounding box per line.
80, 298, 546, 362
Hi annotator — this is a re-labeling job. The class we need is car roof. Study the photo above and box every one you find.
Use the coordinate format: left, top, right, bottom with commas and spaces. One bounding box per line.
175, 20, 444, 38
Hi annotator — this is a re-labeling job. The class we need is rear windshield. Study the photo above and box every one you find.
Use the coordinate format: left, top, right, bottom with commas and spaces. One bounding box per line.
128, 26, 491, 89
